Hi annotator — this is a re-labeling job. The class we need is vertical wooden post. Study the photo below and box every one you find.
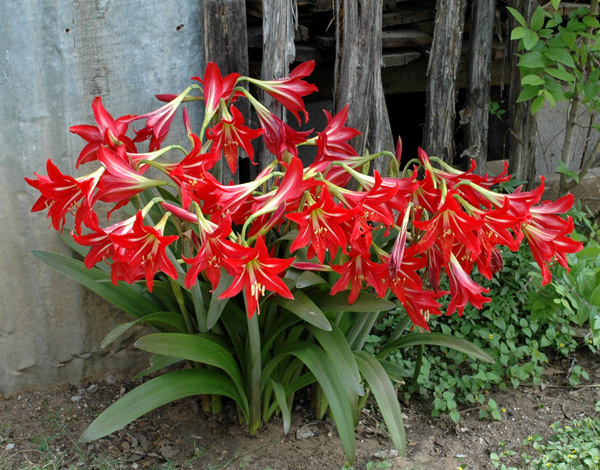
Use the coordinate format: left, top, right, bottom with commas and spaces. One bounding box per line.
201, 0, 250, 184
257, 0, 297, 172
422, 0, 467, 163
464, 0, 495, 175
507, 0, 537, 188
333, 0, 394, 170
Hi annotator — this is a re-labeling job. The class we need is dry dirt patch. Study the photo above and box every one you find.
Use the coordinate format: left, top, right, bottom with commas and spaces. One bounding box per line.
1, 350, 598, 470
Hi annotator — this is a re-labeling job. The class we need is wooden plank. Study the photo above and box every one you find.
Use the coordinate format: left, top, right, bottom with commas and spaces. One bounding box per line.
295, 43, 332, 62
382, 56, 509, 94
381, 29, 432, 48
334, 0, 394, 166
422, 0, 468, 163
381, 50, 421, 67
202, 0, 250, 184
464, 0, 496, 174
251, 0, 334, 16
382, 5, 435, 27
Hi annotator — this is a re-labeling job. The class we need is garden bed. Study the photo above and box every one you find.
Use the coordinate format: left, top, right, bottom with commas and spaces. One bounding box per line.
1, 348, 598, 470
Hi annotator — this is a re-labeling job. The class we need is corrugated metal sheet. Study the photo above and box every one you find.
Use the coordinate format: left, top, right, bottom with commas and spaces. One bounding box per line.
0, 0, 204, 396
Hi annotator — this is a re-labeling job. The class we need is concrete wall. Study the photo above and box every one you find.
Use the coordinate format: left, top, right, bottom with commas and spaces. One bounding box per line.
0, 0, 203, 397
535, 102, 600, 177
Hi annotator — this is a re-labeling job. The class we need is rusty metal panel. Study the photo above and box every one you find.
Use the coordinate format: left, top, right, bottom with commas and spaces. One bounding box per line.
0, 0, 203, 396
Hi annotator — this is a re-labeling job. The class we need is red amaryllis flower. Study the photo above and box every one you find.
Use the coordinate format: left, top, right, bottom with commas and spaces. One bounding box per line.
109, 212, 179, 292
72, 211, 137, 269
206, 105, 264, 174
219, 236, 294, 317
25, 159, 104, 234
314, 105, 360, 163
446, 254, 491, 316
165, 134, 220, 209
254, 104, 312, 160
96, 147, 166, 214
208, 165, 275, 222
193, 62, 241, 121
339, 171, 399, 229
251, 61, 318, 124
521, 194, 583, 285
400, 288, 444, 331
183, 214, 246, 290
287, 187, 357, 263
330, 249, 387, 303
251, 157, 311, 219
69, 97, 137, 168
412, 191, 483, 262
128, 89, 193, 151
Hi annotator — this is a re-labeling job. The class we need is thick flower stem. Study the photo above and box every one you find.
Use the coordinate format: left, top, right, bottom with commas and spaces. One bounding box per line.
246, 312, 262, 435
168, 277, 196, 334
412, 344, 425, 384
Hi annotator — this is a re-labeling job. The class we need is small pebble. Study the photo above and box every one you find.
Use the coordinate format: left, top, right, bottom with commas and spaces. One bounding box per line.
105, 374, 116, 384
5, 443, 15, 451
374, 449, 399, 460
71, 395, 82, 402
295, 425, 315, 439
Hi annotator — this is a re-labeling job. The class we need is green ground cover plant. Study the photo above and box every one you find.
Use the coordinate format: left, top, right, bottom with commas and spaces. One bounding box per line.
490, 401, 600, 469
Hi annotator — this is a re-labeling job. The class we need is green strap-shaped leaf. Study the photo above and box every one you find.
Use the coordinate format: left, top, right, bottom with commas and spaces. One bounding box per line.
270, 379, 291, 435
377, 359, 410, 383
134, 333, 249, 418
101, 312, 187, 348
354, 351, 406, 456
307, 324, 363, 397
132, 354, 183, 380
284, 342, 356, 463
295, 271, 329, 289
285, 372, 316, 396
32, 250, 160, 319
272, 290, 331, 331
377, 332, 494, 363
206, 270, 234, 329
80, 369, 241, 441
311, 291, 395, 313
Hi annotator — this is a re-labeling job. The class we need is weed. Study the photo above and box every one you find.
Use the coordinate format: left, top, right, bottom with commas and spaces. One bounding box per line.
491, 401, 600, 469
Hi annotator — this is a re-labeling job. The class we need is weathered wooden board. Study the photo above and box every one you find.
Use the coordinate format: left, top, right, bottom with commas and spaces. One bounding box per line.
295, 43, 333, 62
382, 4, 436, 27
382, 56, 509, 94
464, 0, 495, 174
381, 51, 421, 67
249, 0, 333, 16
382, 29, 432, 48
422, 0, 468, 162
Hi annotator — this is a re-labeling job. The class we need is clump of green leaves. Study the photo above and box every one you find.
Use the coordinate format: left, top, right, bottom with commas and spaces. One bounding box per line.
491, 401, 600, 469
509, 2, 600, 114
508, 0, 600, 193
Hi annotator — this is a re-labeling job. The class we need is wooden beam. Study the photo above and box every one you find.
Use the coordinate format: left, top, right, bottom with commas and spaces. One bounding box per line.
464, 0, 495, 174
201, 0, 249, 183
422, 0, 468, 163
382, 4, 436, 27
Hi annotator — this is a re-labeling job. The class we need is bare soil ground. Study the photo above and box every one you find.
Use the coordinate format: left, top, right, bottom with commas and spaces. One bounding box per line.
1, 349, 599, 470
